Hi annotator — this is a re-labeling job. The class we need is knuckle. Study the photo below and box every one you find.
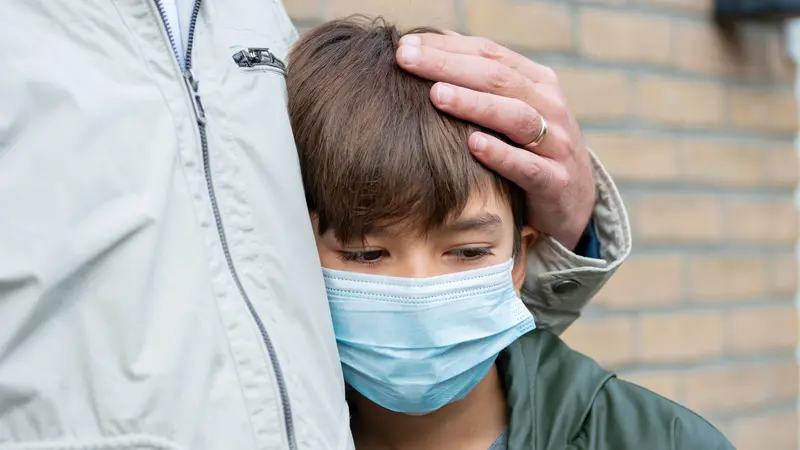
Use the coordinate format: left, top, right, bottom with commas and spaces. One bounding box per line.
480, 98, 497, 118
516, 104, 541, 140
546, 95, 570, 122
539, 88, 567, 111
547, 126, 574, 156
471, 92, 491, 116
478, 37, 503, 59
551, 125, 571, 146
487, 61, 510, 91
553, 107, 569, 126
540, 65, 558, 83
520, 160, 543, 184
495, 144, 515, 172
526, 78, 541, 96
434, 53, 449, 75
553, 163, 571, 184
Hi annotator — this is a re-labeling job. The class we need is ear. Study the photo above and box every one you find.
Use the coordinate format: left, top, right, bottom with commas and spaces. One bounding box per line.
512, 226, 538, 294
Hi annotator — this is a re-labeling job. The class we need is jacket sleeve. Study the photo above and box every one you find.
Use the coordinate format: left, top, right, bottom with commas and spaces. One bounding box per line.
573, 378, 735, 450
520, 150, 632, 335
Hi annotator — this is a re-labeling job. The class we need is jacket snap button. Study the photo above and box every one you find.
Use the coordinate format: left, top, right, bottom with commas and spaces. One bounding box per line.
552, 279, 581, 295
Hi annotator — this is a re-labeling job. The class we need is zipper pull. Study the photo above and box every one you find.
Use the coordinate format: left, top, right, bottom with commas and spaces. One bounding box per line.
232, 47, 286, 73
183, 69, 207, 126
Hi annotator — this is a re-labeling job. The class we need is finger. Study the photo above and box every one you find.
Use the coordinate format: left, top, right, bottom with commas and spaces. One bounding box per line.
431, 82, 549, 148
469, 132, 554, 193
397, 44, 541, 104
399, 33, 556, 83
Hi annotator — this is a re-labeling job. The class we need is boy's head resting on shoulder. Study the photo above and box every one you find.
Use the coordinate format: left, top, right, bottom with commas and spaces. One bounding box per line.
287, 16, 536, 287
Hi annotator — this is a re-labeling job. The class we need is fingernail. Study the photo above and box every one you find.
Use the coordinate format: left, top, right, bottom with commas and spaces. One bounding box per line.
436, 84, 455, 105
398, 45, 421, 65
473, 134, 488, 153
400, 35, 421, 47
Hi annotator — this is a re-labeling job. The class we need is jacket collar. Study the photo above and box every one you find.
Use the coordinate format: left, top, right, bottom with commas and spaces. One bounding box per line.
497, 330, 614, 449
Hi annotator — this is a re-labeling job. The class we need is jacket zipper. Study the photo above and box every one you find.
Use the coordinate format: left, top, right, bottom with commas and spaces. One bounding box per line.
153, 2, 297, 449
232, 48, 286, 73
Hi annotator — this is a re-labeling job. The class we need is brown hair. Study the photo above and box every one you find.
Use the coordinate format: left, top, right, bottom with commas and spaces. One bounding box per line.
287, 16, 526, 248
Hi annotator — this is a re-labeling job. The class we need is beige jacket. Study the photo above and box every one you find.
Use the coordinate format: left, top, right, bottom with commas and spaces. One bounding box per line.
0, 0, 630, 449
523, 151, 631, 335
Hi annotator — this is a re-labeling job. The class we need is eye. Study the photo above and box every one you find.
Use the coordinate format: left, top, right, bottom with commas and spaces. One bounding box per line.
450, 247, 494, 261
339, 249, 387, 265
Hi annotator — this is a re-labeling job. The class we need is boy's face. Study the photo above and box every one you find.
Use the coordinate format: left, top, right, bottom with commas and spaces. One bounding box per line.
314, 189, 536, 292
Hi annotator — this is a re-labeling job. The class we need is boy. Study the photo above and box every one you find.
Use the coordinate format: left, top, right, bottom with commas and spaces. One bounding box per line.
287, 17, 734, 450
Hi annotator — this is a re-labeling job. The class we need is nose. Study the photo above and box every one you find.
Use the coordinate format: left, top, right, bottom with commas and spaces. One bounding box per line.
396, 254, 446, 278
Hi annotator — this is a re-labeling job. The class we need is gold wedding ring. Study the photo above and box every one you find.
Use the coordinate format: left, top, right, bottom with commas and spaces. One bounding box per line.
530, 116, 548, 147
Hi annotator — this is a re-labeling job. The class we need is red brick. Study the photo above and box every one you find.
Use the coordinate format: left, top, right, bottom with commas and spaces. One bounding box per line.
632, 0, 713, 14
681, 140, 765, 187
594, 255, 683, 308
579, 9, 672, 65
672, 21, 738, 77
671, 20, 794, 83
639, 312, 725, 363
725, 199, 798, 244
556, 68, 632, 122
729, 411, 799, 450
765, 146, 800, 187
584, 133, 680, 182
560, 317, 636, 367
327, 0, 457, 29
464, 0, 572, 51
770, 254, 798, 297
763, 29, 796, 84
636, 76, 725, 128
683, 362, 798, 414
729, 87, 798, 134
636, 195, 724, 243
686, 255, 769, 302
728, 305, 798, 354
621, 371, 680, 401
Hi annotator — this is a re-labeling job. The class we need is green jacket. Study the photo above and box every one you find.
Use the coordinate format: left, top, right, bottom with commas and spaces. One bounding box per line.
499, 330, 735, 449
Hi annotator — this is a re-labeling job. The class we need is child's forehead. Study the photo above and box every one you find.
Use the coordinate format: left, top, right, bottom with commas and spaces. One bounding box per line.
457, 188, 513, 215
364, 188, 515, 238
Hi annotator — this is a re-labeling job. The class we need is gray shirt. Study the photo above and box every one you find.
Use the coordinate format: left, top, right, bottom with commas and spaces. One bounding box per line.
488, 429, 508, 450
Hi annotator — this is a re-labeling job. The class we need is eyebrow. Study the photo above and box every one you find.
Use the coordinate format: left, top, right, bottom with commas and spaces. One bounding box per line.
439, 213, 503, 234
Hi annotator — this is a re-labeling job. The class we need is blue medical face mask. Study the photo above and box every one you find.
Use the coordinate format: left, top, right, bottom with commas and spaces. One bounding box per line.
322, 259, 536, 415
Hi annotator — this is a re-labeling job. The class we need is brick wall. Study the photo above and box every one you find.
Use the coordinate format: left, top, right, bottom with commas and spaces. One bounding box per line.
281, 0, 800, 448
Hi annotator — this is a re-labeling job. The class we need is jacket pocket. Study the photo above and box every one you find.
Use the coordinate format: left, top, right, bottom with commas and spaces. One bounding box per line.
0, 434, 186, 450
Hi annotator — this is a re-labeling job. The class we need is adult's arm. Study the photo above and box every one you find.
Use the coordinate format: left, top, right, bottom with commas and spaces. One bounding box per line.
521, 151, 631, 335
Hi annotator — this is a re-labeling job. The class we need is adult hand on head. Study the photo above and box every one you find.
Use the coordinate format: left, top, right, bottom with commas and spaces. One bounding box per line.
396, 32, 595, 250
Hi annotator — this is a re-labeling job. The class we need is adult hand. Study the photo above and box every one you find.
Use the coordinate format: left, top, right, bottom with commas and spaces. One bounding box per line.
396, 33, 596, 250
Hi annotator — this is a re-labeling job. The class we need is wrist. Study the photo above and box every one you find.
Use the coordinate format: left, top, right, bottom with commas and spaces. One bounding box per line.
553, 218, 588, 251
555, 198, 595, 251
